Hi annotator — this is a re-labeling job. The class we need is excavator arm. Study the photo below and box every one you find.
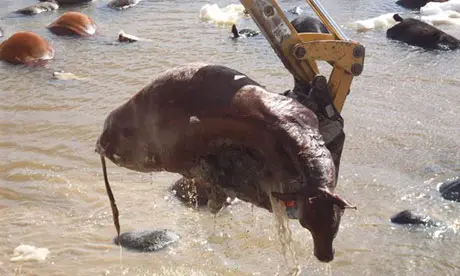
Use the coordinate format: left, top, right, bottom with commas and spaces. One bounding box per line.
239, 0, 365, 112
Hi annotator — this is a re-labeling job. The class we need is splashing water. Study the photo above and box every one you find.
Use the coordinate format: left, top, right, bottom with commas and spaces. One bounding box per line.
269, 193, 301, 276
325, 263, 332, 276
199, 3, 247, 26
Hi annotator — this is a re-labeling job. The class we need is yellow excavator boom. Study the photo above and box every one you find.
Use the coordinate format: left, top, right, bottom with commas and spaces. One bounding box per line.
239, 0, 365, 112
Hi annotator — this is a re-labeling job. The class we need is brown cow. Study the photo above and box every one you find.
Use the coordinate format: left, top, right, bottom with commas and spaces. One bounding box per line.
0, 31, 54, 65
96, 63, 354, 262
47, 12, 96, 36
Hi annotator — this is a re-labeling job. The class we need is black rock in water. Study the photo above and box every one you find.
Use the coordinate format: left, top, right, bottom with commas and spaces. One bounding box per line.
15, 2, 58, 16
108, 0, 140, 10
40, 0, 92, 4
390, 210, 440, 226
114, 229, 179, 252
439, 178, 460, 202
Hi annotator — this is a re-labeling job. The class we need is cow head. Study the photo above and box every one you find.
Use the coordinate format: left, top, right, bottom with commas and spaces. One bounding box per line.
272, 187, 355, 262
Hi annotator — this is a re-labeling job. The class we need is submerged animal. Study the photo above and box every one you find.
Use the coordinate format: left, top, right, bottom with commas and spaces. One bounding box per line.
231, 24, 260, 38
96, 63, 355, 263
0, 31, 54, 65
439, 178, 460, 202
291, 15, 329, 34
396, 0, 448, 10
108, 0, 141, 9
47, 11, 96, 36
15, 1, 58, 16
387, 14, 460, 50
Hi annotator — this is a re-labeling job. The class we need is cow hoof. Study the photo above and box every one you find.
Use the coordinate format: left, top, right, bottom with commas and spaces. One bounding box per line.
439, 178, 460, 202
113, 229, 179, 252
390, 210, 440, 226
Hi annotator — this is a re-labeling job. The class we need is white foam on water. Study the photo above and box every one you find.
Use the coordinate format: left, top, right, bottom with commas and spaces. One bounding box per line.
421, 9, 460, 26
421, 0, 460, 15
452, 218, 460, 234
199, 4, 247, 26
40, 48, 55, 61
325, 263, 332, 276
351, 6, 460, 32
350, 13, 397, 31
53, 71, 86, 80
10, 244, 50, 262
119, 243, 124, 274
85, 24, 97, 35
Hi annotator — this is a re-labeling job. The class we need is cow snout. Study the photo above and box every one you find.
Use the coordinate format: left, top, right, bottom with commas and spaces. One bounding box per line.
314, 246, 334, 263
313, 235, 335, 263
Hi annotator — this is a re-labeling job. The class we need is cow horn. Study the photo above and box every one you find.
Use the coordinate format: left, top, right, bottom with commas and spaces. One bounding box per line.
318, 187, 357, 210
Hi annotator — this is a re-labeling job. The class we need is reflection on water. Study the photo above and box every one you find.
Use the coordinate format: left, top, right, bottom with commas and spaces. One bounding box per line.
1, 0, 459, 275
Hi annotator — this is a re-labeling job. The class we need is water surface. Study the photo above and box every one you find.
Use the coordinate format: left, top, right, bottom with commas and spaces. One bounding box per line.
1, 0, 459, 275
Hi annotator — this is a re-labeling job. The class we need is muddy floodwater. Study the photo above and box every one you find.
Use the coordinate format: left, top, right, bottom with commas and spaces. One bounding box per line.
1, 0, 459, 275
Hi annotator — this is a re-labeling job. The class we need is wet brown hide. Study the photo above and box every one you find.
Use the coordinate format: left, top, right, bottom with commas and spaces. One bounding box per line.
0, 31, 54, 65
96, 63, 348, 262
47, 12, 96, 36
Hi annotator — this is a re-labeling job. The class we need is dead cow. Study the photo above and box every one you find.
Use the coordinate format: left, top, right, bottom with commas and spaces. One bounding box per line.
96, 63, 354, 262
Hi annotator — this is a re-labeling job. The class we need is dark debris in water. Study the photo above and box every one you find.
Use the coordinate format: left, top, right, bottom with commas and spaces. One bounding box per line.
439, 178, 460, 202
390, 210, 441, 227
114, 229, 180, 252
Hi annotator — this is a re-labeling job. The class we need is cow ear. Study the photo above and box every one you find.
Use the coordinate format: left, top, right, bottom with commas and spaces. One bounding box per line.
319, 188, 356, 210
271, 191, 298, 202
